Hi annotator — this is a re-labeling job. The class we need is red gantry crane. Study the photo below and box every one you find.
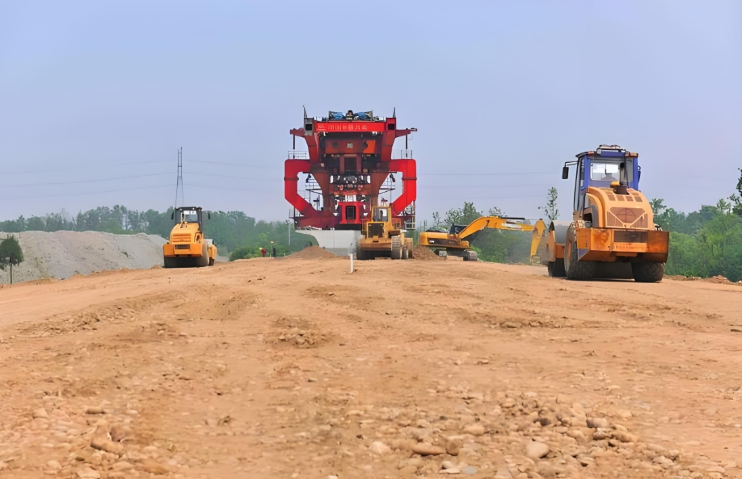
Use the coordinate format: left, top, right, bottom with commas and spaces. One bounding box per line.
285, 109, 417, 241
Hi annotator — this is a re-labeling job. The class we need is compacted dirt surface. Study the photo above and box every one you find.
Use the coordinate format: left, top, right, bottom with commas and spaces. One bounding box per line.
0, 253, 740, 479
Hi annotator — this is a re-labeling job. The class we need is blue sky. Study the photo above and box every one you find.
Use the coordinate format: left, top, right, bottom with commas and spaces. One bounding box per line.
1, 0, 740, 224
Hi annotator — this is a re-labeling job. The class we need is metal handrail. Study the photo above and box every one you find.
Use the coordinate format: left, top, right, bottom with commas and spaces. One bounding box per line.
393, 149, 413, 159
288, 151, 309, 159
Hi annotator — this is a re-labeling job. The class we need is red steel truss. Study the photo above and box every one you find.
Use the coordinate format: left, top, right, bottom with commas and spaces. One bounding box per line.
285, 110, 417, 230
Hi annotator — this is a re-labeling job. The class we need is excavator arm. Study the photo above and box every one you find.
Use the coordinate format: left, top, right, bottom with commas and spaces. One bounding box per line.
455, 216, 536, 240
418, 216, 536, 261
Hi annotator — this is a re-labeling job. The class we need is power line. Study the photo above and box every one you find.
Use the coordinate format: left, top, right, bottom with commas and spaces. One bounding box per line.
1, 160, 172, 175
0, 184, 172, 201
198, 172, 269, 181
418, 184, 553, 189
190, 159, 274, 169
419, 172, 552, 176
2, 173, 171, 188
188, 183, 272, 193
419, 194, 543, 200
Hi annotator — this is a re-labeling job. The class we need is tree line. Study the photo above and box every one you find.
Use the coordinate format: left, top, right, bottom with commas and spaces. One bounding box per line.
0, 206, 315, 259
422, 169, 742, 282
650, 183, 742, 281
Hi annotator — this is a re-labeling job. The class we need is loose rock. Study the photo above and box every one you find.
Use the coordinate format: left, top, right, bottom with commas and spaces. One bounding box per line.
525, 440, 550, 460
445, 437, 463, 456
411, 443, 446, 456
77, 467, 101, 479
586, 417, 610, 429
463, 423, 485, 436
33, 408, 49, 419
90, 421, 123, 454
611, 430, 639, 443
369, 440, 392, 455
141, 459, 169, 475
494, 466, 514, 478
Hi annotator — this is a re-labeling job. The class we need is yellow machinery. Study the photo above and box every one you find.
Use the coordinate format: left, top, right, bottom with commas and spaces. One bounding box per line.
356, 205, 413, 260
532, 145, 669, 281
163, 206, 217, 268
419, 216, 536, 261
529, 219, 547, 264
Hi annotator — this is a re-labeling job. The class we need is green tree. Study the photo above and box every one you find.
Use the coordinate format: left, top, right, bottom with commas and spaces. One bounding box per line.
26, 216, 45, 231
427, 212, 446, 231
650, 198, 666, 215
444, 202, 482, 226
0, 235, 24, 275
487, 206, 503, 217
540, 187, 559, 221
731, 168, 742, 216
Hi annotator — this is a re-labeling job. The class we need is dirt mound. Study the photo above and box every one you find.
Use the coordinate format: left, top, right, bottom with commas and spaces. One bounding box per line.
289, 245, 338, 260
668, 274, 742, 286
0, 230, 166, 284
708, 274, 742, 285
413, 245, 444, 260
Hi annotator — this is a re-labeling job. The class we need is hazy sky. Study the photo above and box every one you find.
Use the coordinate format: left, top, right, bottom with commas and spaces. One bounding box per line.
1, 0, 740, 225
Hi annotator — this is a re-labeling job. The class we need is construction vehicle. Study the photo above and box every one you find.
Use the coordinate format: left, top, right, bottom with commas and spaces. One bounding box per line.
355, 204, 413, 260
162, 206, 217, 268
285, 109, 417, 255
419, 216, 536, 261
533, 145, 669, 282
529, 219, 547, 264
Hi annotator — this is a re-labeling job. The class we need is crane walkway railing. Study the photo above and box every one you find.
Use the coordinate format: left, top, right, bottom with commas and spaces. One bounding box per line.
287, 151, 309, 159
393, 149, 413, 159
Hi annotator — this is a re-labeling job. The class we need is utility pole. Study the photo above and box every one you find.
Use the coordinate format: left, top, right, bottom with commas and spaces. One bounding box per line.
175, 147, 184, 209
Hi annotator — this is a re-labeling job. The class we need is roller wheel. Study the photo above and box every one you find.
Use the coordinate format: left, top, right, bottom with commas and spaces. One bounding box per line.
209, 257, 215, 266
632, 262, 665, 283
406, 239, 414, 258
391, 236, 402, 260
355, 242, 367, 261
197, 243, 210, 267
564, 230, 595, 281
402, 245, 409, 260
164, 256, 178, 269
547, 260, 566, 278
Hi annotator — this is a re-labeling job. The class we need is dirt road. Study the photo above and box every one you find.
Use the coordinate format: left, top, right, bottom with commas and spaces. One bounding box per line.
0, 253, 740, 479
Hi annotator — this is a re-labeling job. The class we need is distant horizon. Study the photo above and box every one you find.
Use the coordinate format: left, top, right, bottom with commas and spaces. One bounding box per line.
0, 188, 735, 228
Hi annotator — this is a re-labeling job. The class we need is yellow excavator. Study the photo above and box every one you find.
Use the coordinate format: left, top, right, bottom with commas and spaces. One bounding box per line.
163, 206, 217, 268
419, 216, 536, 261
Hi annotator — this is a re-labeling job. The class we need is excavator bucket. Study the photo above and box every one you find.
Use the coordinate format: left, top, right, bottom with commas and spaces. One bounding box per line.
529, 220, 547, 264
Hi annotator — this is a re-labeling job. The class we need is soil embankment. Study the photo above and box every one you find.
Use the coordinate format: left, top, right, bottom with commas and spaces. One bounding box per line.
0, 231, 166, 284
0, 259, 739, 478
